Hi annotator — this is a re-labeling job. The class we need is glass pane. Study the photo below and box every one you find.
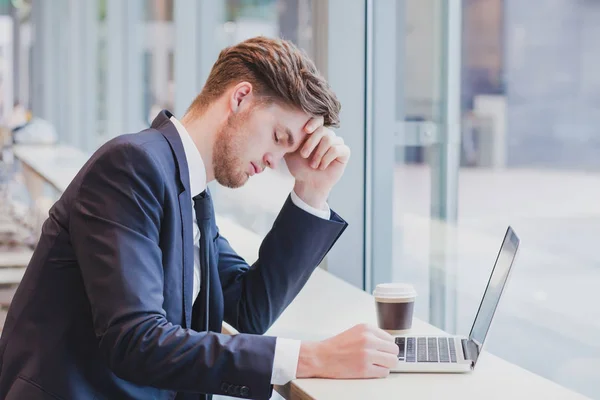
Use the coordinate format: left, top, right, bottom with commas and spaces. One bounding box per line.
97, 0, 107, 137
6, 0, 33, 122
391, 0, 450, 329
458, 1, 600, 397
143, 0, 175, 125
211, 0, 315, 237
144, 0, 173, 21
385, 0, 600, 398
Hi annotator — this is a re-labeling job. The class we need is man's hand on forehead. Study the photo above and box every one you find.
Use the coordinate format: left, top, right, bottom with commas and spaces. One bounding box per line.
299, 116, 348, 170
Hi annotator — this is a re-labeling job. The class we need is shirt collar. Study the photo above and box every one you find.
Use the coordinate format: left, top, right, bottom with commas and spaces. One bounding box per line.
170, 116, 206, 197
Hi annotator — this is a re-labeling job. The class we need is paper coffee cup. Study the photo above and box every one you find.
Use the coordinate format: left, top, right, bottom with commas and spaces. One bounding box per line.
373, 283, 417, 334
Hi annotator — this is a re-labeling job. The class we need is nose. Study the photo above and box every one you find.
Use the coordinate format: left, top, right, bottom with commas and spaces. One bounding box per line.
263, 153, 275, 170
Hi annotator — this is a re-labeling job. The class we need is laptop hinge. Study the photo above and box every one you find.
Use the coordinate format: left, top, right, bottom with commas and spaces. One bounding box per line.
461, 339, 480, 365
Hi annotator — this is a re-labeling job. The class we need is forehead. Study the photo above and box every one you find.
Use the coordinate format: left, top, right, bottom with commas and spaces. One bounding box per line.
260, 103, 312, 145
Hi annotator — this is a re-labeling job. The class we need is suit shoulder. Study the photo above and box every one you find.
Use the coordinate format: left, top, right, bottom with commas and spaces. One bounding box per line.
80, 131, 171, 180
89, 130, 175, 170
99, 129, 167, 155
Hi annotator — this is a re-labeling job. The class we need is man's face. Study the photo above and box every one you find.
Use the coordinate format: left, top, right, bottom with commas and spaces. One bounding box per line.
213, 102, 311, 188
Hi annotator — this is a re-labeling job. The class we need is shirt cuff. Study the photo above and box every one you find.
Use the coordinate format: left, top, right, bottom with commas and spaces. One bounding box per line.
271, 337, 301, 385
290, 190, 331, 220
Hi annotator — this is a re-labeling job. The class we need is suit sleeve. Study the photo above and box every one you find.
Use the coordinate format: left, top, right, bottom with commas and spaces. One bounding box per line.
69, 142, 275, 399
218, 195, 348, 335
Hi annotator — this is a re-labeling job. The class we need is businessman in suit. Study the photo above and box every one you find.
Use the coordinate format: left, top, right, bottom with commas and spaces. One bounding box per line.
0, 37, 399, 400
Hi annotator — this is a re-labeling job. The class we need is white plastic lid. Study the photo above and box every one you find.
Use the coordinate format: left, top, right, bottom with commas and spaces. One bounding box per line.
373, 283, 417, 299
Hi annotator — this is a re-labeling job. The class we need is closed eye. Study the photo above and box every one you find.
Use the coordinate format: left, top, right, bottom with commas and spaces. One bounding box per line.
273, 131, 280, 144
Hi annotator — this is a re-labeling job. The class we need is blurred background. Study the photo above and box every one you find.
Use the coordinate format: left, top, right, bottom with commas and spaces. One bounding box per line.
0, 0, 599, 398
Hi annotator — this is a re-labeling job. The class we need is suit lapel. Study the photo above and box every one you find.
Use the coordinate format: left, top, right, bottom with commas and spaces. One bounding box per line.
152, 110, 194, 329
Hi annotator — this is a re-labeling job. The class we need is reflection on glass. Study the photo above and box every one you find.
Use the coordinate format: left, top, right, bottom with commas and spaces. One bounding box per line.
390, 0, 600, 397
220, 0, 313, 57
97, 0, 107, 137
144, 0, 173, 21
143, 0, 175, 125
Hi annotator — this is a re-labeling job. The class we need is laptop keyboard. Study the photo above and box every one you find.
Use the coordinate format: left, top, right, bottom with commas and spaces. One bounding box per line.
395, 337, 458, 363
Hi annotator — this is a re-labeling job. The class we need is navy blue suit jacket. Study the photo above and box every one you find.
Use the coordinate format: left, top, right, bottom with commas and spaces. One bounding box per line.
0, 111, 347, 400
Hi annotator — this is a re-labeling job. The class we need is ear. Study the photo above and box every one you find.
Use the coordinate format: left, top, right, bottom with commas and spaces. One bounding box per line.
229, 82, 253, 113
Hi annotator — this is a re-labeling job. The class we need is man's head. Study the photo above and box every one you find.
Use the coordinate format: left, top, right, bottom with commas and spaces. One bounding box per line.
186, 36, 341, 188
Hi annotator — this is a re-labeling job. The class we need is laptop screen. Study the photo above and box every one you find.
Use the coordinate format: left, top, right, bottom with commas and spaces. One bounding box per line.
469, 226, 520, 347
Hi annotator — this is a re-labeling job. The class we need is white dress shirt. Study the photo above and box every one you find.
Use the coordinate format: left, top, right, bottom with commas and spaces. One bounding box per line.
170, 116, 330, 385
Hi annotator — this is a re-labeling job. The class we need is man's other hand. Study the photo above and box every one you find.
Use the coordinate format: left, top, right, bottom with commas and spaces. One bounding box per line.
296, 324, 399, 379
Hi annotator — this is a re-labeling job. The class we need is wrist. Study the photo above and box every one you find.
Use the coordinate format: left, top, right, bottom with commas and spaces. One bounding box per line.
293, 181, 330, 211
296, 341, 323, 378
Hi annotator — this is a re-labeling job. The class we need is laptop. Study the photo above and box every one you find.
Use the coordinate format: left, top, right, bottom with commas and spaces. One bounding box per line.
391, 226, 520, 373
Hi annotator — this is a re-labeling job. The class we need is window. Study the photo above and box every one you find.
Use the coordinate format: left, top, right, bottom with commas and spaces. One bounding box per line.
23, 1, 599, 396
142, 1, 175, 125
370, 1, 600, 398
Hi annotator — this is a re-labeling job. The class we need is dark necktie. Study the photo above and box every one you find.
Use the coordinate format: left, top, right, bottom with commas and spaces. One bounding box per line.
192, 190, 212, 332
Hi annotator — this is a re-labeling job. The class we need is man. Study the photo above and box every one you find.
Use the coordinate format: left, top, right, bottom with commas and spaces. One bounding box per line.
0, 37, 398, 400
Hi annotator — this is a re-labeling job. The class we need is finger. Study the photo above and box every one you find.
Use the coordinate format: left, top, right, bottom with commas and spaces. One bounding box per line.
375, 337, 401, 355
304, 116, 325, 133
318, 142, 349, 170
366, 364, 391, 379
369, 326, 395, 342
372, 351, 399, 369
301, 126, 327, 158
310, 133, 336, 168
318, 147, 337, 170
